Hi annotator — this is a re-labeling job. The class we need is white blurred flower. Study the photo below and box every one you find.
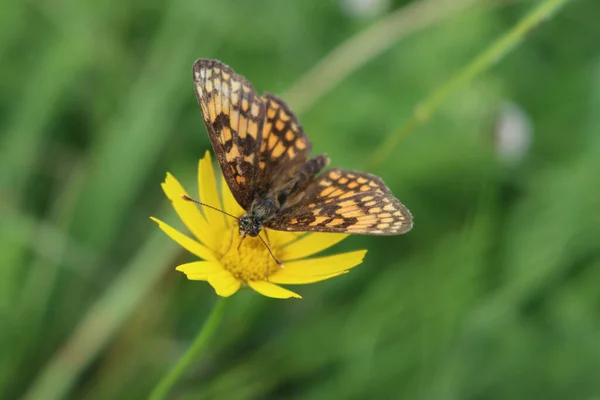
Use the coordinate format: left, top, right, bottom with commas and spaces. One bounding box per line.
341, 0, 389, 18
493, 101, 533, 167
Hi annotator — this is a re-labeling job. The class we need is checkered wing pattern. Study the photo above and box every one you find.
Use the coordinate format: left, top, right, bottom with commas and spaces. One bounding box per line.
257, 93, 312, 187
266, 169, 413, 235
193, 60, 314, 207
193, 59, 265, 209
193, 59, 413, 236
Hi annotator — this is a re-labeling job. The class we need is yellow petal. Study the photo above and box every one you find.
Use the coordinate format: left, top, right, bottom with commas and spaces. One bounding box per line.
161, 173, 212, 248
248, 280, 302, 299
280, 250, 367, 276
151, 217, 216, 261
280, 233, 348, 261
269, 270, 348, 285
176, 261, 224, 280
269, 230, 304, 250
221, 174, 244, 226
198, 151, 226, 232
207, 270, 241, 297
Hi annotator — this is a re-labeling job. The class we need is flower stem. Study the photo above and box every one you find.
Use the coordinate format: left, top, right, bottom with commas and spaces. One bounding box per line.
149, 297, 230, 400
367, 0, 572, 169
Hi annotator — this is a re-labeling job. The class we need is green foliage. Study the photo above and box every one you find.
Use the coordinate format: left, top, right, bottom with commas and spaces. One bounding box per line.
1, 0, 599, 398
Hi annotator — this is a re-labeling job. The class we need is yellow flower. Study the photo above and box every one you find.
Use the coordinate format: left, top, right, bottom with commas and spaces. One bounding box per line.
151, 151, 367, 299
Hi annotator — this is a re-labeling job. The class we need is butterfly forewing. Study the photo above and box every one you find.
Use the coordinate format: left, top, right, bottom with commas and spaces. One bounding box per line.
266, 169, 413, 235
193, 59, 265, 209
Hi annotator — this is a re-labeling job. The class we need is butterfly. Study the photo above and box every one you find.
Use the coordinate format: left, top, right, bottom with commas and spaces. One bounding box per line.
192, 59, 412, 240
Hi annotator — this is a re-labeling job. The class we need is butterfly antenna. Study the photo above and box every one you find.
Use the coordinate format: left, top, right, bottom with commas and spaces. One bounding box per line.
180, 194, 239, 220
258, 234, 284, 269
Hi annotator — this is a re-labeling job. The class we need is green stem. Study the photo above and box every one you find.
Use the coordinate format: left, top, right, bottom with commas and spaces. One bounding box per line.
367, 0, 572, 169
149, 297, 230, 400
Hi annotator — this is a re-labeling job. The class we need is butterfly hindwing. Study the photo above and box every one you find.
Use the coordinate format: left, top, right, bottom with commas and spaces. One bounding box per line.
266, 169, 413, 235
193, 59, 265, 209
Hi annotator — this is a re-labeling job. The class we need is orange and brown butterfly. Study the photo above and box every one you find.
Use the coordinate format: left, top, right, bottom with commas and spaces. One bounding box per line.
192, 59, 412, 239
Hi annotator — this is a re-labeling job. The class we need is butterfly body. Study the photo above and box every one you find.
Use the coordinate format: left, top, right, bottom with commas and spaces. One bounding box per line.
193, 59, 413, 237
239, 154, 330, 237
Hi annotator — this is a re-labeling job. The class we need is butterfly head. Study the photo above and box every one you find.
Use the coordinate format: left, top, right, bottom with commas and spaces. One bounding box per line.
238, 214, 262, 238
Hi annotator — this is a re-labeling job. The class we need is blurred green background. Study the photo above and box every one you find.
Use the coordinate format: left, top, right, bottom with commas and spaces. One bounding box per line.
2, 0, 600, 398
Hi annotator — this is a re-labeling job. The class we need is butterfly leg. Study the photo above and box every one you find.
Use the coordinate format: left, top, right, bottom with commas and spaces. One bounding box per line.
256, 232, 283, 282
256, 230, 285, 280
262, 230, 283, 269
237, 235, 246, 251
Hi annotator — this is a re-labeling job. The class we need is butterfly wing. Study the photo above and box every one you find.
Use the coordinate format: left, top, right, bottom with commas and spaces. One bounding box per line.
257, 93, 312, 187
261, 94, 313, 164
265, 169, 413, 235
193, 60, 315, 208
193, 59, 265, 209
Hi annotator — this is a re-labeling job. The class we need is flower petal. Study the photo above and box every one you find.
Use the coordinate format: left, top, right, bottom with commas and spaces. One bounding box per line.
176, 261, 224, 280
161, 173, 212, 248
248, 280, 302, 299
280, 250, 367, 276
198, 151, 226, 233
280, 233, 348, 261
221, 174, 244, 224
270, 230, 304, 250
151, 217, 216, 261
207, 270, 241, 297
269, 270, 348, 285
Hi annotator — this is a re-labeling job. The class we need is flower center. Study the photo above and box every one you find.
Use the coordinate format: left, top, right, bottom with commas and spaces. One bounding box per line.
217, 226, 280, 281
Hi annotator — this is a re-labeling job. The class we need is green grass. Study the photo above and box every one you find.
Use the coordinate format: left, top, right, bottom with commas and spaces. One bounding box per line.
2, 0, 599, 399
